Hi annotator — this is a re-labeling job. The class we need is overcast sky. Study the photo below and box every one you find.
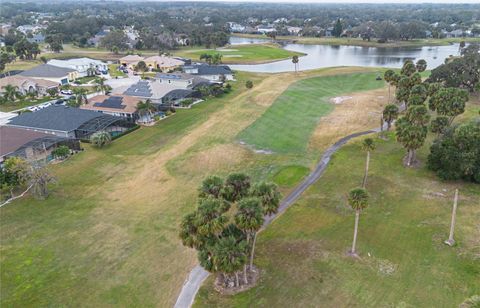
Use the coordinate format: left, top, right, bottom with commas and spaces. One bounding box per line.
162, 0, 480, 3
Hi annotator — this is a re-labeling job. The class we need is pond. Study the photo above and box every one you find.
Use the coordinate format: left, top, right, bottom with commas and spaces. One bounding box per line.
228, 36, 460, 73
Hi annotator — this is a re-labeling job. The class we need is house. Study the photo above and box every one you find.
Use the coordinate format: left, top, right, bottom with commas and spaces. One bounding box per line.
154, 73, 199, 88
0, 75, 59, 96
82, 95, 146, 123
325, 27, 334, 37
144, 56, 185, 72
175, 34, 190, 46
48, 58, 108, 77
88, 29, 110, 47
183, 65, 234, 82
16, 25, 44, 35
0, 23, 12, 35
19, 64, 78, 85
227, 22, 246, 33
0, 126, 80, 163
7, 105, 132, 139
119, 55, 144, 69
256, 25, 276, 34
287, 26, 303, 35
27, 33, 45, 44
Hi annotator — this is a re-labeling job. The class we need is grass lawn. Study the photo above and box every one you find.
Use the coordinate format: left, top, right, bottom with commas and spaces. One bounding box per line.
0, 96, 53, 112
108, 64, 126, 78
238, 72, 385, 153
173, 44, 304, 64
1, 67, 445, 307
233, 33, 480, 48
195, 131, 480, 307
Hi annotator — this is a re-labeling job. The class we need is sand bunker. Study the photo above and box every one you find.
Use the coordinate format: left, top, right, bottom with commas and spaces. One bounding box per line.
218, 49, 239, 52
330, 96, 352, 104
223, 55, 243, 58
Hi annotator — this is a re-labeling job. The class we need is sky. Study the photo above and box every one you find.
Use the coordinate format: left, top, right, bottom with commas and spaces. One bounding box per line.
158, 0, 480, 3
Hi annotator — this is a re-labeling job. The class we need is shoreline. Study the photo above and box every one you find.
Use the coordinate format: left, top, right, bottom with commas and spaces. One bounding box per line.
232, 33, 480, 48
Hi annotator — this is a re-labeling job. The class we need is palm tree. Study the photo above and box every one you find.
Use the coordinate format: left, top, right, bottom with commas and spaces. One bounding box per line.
234, 198, 264, 271
90, 131, 112, 148
94, 77, 110, 94
292, 55, 299, 73
136, 99, 156, 123
195, 198, 228, 238
212, 236, 247, 287
222, 173, 251, 202
382, 104, 399, 131
199, 175, 224, 199
250, 182, 281, 215
2, 85, 19, 102
361, 138, 375, 188
72, 88, 88, 106
348, 188, 369, 256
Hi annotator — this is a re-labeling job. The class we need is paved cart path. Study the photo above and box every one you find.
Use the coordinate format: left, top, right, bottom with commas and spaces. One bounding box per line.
174, 126, 384, 308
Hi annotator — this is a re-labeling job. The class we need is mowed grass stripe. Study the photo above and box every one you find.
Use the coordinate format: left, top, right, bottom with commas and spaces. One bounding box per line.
237, 72, 384, 153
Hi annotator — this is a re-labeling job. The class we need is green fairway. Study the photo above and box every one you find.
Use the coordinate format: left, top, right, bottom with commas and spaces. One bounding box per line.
195, 132, 480, 307
237, 72, 384, 154
174, 44, 304, 64
273, 165, 310, 187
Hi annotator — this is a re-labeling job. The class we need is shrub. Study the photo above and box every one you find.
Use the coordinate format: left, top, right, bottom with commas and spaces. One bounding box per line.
427, 121, 480, 183
90, 131, 112, 148
181, 98, 194, 107
52, 145, 70, 159
245, 80, 253, 89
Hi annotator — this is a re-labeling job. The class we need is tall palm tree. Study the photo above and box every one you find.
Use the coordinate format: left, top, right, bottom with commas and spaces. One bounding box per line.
199, 175, 224, 199
234, 198, 264, 270
382, 104, 399, 131
94, 77, 109, 94
195, 198, 228, 238
361, 138, 375, 188
250, 182, 281, 215
212, 236, 247, 287
292, 55, 299, 72
348, 188, 369, 256
136, 99, 156, 123
90, 131, 112, 148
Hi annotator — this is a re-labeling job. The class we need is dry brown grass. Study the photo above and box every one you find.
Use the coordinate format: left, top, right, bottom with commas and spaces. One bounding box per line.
309, 87, 389, 151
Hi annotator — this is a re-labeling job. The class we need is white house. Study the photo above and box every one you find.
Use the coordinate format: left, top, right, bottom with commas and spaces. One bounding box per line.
287, 26, 303, 35
227, 22, 246, 33
256, 26, 276, 34
48, 58, 108, 77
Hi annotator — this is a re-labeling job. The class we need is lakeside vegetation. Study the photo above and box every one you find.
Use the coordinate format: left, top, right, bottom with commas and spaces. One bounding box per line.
233, 33, 480, 48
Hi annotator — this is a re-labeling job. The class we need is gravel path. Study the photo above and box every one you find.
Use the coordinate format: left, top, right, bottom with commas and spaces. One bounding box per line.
174, 127, 382, 308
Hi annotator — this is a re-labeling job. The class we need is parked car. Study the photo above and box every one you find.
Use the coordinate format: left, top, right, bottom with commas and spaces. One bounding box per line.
38, 102, 52, 109
28, 106, 40, 112
61, 89, 73, 95
55, 99, 65, 105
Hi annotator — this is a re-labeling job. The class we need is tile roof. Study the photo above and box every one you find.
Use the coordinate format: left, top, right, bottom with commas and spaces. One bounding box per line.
184, 65, 232, 75
0, 75, 58, 89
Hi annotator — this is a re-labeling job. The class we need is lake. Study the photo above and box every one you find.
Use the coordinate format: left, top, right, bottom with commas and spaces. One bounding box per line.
228, 36, 460, 73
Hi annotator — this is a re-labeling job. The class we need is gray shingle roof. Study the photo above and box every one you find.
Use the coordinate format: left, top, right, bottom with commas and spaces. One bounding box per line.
8, 105, 116, 132
20, 64, 76, 78
185, 65, 232, 75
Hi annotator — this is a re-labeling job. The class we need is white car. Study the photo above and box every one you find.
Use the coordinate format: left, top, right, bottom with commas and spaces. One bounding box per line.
27, 106, 40, 112
61, 89, 73, 95
38, 102, 52, 109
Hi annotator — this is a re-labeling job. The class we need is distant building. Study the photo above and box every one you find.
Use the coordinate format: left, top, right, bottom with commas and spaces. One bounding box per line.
48, 58, 108, 77
227, 22, 246, 33
287, 26, 303, 35
0, 23, 12, 35
19, 64, 78, 85
88, 29, 111, 47
256, 25, 276, 34
325, 27, 334, 37
183, 65, 234, 82
119, 55, 145, 69
26, 33, 45, 44
144, 56, 185, 72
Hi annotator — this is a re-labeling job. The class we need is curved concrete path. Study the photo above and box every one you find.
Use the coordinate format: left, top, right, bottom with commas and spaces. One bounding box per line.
174, 127, 381, 308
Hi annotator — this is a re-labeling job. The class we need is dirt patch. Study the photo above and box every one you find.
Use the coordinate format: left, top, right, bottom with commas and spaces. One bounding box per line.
309, 87, 388, 151
214, 266, 260, 295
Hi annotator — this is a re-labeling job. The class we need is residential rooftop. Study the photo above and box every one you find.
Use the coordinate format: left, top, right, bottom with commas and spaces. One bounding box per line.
19, 64, 76, 78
